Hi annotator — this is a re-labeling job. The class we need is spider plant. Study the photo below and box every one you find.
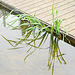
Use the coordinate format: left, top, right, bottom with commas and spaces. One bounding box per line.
51, 0, 65, 36
1, 30, 66, 75
2, 0, 67, 75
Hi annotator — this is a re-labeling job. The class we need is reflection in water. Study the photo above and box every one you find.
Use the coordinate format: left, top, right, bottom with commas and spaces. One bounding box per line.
1, 24, 67, 75
48, 34, 66, 75
0, 6, 8, 27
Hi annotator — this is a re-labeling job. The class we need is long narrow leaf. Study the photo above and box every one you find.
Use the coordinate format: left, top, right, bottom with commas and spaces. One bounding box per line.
24, 50, 35, 63
3, 10, 14, 22
1, 35, 14, 47
38, 32, 47, 47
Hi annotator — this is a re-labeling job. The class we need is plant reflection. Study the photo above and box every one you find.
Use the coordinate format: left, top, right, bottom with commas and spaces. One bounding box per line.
0, 6, 8, 27
1, 23, 67, 75
48, 34, 66, 75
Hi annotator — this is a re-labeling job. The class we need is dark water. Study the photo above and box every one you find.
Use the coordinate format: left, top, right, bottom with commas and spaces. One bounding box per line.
0, 6, 75, 75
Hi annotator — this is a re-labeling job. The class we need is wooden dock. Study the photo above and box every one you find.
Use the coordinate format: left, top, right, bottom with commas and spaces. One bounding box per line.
0, 0, 75, 42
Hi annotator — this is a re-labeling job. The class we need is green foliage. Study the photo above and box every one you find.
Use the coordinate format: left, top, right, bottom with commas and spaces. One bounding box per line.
2, 0, 67, 75
51, 0, 65, 36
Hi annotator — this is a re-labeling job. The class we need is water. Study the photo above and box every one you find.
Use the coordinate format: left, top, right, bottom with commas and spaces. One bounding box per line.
0, 6, 75, 75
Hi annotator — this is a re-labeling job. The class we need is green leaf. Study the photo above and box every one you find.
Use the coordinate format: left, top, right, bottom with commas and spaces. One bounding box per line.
3, 10, 14, 23
1, 35, 15, 47
38, 32, 47, 47
24, 50, 35, 63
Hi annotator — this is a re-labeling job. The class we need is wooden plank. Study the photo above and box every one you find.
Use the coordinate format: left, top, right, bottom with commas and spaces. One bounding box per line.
29, 0, 74, 16
4, 0, 32, 4
36, 1, 74, 19
1, 0, 75, 40
61, 16, 75, 27
11, 0, 41, 7
23, 0, 65, 13
65, 22, 75, 32
15, 0, 48, 8
36, 5, 74, 20
61, 22, 75, 32
47, 10, 75, 23
20, 0, 63, 11
26, 0, 72, 14
69, 30, 75, 36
